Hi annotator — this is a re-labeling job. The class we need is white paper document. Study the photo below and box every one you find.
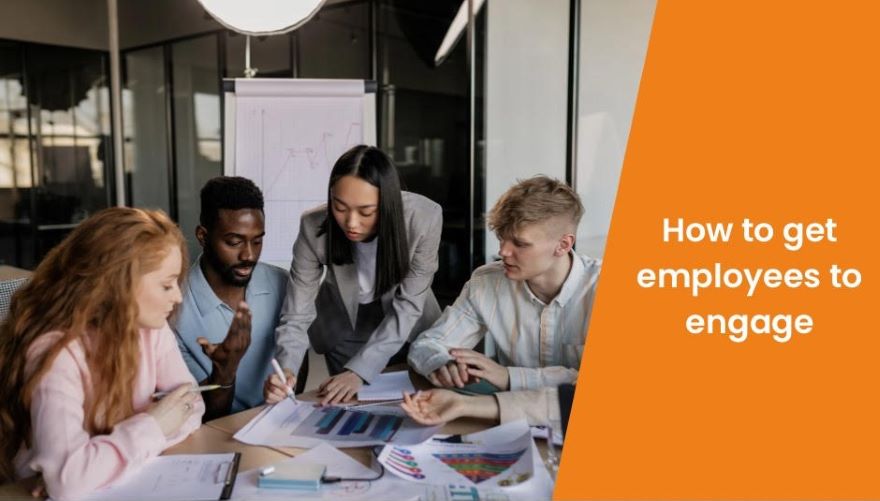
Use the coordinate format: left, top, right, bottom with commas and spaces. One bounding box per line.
530, 425, 564, 446
378, 420, 536, 490
71, 453, 237, 501
358, 370, 416, 401
234, 398, 440, 448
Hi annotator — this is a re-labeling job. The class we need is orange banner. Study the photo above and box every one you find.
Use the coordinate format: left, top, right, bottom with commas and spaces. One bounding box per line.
556, 1, 880, 498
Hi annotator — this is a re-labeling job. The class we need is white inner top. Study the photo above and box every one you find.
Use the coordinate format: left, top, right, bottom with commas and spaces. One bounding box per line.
355, 238, 378, 304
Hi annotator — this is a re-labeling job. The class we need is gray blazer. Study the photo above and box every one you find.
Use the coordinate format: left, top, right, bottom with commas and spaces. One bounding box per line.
275, 191, 443, 382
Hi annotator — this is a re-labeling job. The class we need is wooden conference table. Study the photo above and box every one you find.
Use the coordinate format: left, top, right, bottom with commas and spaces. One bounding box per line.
1, 380, 547, 499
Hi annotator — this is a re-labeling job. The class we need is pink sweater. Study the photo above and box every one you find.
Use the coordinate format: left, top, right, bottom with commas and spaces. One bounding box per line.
13, 324, 204, 500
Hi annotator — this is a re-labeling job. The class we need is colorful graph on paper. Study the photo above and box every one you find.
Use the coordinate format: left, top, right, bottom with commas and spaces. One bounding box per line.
292, 406, 404, 442
383, 447, 426, 480
377, 421, 537, 489
432, 450, 527, 484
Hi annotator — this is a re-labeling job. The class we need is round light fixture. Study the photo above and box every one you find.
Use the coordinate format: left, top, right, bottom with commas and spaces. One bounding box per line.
196, 0, 326, 36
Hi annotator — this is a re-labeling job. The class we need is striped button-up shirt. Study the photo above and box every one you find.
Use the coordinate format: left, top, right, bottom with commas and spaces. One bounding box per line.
408, 253, 600, 390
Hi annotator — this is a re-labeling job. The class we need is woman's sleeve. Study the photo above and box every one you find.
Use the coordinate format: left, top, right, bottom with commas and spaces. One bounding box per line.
27, 350, 168, 501
274, 212, 325, 375
154, 324, 204, 444
345, 204, 443, 382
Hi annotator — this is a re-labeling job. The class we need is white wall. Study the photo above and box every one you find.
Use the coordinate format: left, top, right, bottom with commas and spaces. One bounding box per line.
575, 0, 656, 258
0, 0, 108, 50
484, 0, 570, 262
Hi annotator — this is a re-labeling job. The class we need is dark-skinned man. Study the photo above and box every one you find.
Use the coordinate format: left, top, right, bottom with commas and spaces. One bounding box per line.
173, 176, 288, 420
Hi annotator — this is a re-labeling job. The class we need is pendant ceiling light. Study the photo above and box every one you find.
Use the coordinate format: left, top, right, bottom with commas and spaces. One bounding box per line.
196, 0, 326, 36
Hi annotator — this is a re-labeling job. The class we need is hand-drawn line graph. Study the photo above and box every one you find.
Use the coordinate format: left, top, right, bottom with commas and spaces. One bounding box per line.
252, 106, 363, 203
262, 122, 363, 202
235, 96, 365, 262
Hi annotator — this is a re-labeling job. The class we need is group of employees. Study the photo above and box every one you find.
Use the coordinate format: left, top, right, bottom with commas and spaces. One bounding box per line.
0, 145, 600, 500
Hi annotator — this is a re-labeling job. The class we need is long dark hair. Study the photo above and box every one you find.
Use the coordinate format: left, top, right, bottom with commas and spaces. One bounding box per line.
319, 145, 409, 299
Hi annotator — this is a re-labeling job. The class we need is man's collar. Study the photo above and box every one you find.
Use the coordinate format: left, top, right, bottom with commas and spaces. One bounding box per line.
553, 251, 584, 306
245, 264, 273, 296
189, 257, 224, 318
522, 252, 583, 306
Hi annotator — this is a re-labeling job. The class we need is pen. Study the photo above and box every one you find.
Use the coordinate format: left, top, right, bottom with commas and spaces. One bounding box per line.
271, 358, 297, 402
151, 384, 224, 399
339, 399, 404, 409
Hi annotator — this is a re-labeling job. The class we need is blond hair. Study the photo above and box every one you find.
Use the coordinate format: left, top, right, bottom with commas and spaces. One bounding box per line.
0, 208, 187, 481
487, 176, 583, 238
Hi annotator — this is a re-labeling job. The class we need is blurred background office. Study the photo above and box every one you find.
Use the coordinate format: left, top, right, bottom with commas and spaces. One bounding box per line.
0, 0, 655, 305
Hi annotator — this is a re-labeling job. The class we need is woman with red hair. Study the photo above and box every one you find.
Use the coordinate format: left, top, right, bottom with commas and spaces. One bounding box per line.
0, 208, 204, 500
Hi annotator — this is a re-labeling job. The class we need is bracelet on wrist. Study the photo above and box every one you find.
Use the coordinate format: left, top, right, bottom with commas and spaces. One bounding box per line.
210, 373, 236, 388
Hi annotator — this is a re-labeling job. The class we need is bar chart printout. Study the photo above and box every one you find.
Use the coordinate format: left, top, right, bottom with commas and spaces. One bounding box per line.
233, 399, 439, 448
304, 406, 404, 442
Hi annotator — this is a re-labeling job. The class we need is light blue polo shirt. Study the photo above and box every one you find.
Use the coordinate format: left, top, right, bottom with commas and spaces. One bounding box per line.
173, 257, 288, 412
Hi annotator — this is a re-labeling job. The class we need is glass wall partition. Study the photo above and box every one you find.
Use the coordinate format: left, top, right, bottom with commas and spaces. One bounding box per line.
123, 34, 223, 261
123, 46, 171, 213
375, 0, 484, 303
0, 40, 113, 269
171, 35, 222, 260
27, 44, 112, 252
0, 41, 32, 267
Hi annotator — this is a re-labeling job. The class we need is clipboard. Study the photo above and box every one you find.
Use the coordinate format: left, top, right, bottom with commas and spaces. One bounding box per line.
78, 452, 242, 501
220, 452, 242, 500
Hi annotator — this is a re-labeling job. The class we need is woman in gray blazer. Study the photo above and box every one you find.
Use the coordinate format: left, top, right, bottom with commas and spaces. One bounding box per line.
266, 145, 442, 405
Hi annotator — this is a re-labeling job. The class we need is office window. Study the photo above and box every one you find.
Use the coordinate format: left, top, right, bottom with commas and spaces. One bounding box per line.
123, 46, 171, 213
378, 0, 485, 302
0, 41, 113, 268
172, 35, 222, 260
0, 42, 31, 266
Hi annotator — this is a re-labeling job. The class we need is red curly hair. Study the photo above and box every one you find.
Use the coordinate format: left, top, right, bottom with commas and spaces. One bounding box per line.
0, 207, 187, 481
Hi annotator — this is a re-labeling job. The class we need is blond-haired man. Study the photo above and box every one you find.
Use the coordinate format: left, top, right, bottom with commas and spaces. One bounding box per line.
408, 176, 600, 391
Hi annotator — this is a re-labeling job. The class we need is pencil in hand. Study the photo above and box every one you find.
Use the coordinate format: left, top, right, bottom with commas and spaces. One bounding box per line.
152, 384, 224, 399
